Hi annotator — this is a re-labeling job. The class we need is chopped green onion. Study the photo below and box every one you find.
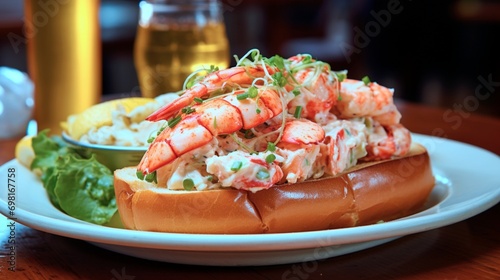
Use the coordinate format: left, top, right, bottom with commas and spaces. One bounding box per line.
181, 106, 195, 114
266, 142, 276, 152
237, 92, 249, 100
194, 97, 204, 104
183, 178, 195, 190
168, 116, 182, 128
256, 108, 261, 114
159, 126, 166, 133
256, 169, 270, 180
265, 154, 276, 164
145, 172, 157, 183
231, 161, 242, 172
335, 71, 347, 82
292, 88, 301, 96
248, 86, 258, 98
272, 72, 287, 87
294, 106, 302, 118
136, 170, 145, 180
362, 76, 371, 85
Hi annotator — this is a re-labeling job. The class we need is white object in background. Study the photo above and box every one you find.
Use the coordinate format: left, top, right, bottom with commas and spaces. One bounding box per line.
0, 67, 34, 138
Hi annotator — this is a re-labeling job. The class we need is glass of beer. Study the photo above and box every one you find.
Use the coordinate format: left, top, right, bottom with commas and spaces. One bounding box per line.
134, 0, 230, 98
25, 0, 101, 135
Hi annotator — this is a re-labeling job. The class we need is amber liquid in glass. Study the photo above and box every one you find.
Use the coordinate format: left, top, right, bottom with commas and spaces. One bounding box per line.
134, 22, 230, 98
25, 0, 101, 135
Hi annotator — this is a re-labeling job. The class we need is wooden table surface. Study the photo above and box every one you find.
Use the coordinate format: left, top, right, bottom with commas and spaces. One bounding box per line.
0, 100, 499, 280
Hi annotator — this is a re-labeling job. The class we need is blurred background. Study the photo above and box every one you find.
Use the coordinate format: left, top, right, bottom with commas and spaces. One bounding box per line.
1, 0, 499, 117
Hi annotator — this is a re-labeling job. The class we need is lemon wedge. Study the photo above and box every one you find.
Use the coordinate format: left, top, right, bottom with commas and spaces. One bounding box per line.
15, 135, 35, 169
63, 97, 155, 140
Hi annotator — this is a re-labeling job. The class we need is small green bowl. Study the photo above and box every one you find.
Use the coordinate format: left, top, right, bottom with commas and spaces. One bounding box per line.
62, 133, 147, 170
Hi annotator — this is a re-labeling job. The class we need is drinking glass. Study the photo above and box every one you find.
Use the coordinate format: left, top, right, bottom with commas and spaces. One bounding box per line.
134, 0, 230, 98
25, 0, 101, 135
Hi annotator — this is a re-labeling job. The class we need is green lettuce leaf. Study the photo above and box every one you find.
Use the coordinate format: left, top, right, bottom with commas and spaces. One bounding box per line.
30, 130, 117, 225
54, 154, 116, 224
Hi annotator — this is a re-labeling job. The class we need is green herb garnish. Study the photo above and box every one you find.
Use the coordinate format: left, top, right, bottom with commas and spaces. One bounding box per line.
272, 72, 288, 87
181, 106, 195, 114
248, 86, 258, 98
362, 76, 371, 85
335, 71, 347, 82
144, 171, 157, 183
292, 88, 301, 96
237, 92, 249, 100
168, 115, 182, 128
266, 142, 276, 152
265, 154, 276, 164
231, 161, 243, 172
294, 106, 302, 118
265, 55, 286, 70
208, 65, 219, 73
183, 178, 195, 190
256, 169, 270, 180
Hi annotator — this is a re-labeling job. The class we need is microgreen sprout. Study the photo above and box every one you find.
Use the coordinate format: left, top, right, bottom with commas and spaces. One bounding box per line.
265, 55, 286, 70
302, 55, 313, 64
208, 65, 219, 73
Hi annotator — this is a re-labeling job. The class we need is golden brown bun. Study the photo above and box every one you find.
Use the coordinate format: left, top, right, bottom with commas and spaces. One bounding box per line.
113, 143, 434, 234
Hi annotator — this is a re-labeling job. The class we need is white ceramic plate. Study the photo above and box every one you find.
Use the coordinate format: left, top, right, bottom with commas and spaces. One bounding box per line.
1, 134, 499, 266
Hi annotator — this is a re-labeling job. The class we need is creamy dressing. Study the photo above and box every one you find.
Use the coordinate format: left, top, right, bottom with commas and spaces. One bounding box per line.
157, 116, 380, 192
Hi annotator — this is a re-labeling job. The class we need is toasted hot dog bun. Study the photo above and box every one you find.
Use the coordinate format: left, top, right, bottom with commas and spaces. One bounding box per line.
113, 143, 434, 234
